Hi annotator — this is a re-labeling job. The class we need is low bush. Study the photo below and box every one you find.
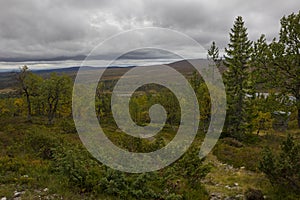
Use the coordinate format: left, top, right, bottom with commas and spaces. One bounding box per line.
24, 128, 61, 159
259, 134, 300, 194
59, 119, 77, 134
244, 188, 264, 200
213, 141, 261, 171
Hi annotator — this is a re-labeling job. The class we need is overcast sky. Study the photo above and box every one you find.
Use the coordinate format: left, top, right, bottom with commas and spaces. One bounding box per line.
0, 0, 299, 69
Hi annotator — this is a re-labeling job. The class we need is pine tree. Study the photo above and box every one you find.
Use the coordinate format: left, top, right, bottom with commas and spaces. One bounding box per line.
207, 41, 220, 82
207, 41, 219, 62
252, 11, 300, 129
275, 11, 300, 128
259, 135, 300, 192
224, 16, 253, 139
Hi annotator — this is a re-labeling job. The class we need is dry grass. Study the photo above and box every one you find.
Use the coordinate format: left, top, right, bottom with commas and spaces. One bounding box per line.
0, 88, 15, 94
202, 153, 271, 198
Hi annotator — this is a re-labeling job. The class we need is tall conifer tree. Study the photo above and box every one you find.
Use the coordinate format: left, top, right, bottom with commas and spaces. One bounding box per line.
224, 16, 253, 138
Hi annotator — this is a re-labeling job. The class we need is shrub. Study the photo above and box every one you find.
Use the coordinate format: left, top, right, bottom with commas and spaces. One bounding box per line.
259, 134, 300, 193
213, 141, 261, 171
59, 119, 77, 134
222, 137, 243, 148
0, 157, 27, 181
25, 128, 61, 159
165, 193, 183, 200
244, 188, 264, 200
51, 146, 104, 192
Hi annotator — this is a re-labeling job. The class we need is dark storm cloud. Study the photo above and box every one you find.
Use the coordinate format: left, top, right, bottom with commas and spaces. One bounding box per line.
0, 0, 299, 61
119, 49, 179, 60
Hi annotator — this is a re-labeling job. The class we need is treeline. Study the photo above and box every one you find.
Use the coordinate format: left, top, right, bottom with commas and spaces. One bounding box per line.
206, 11, 300, 140
208, 10, 300, 194
0, 11, 299, 137
0, 13, 299, 136
0, 66, 72, 124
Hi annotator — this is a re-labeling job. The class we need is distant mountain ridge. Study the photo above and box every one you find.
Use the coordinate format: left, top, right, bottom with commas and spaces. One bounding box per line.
0, 59, 223, 90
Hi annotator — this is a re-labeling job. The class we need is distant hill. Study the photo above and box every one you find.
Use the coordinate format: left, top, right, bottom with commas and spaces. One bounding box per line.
0, 59, 224, 90
0, 72, 18, 90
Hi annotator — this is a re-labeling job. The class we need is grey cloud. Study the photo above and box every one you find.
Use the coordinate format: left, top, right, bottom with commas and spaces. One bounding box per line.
0, 0, 299, 61
119, 49, 179, 60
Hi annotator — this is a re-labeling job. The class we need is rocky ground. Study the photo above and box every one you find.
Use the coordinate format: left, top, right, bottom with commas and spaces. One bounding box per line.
0, 153, 271, 200
0, 188, 63, 200
202, 153, 269, 200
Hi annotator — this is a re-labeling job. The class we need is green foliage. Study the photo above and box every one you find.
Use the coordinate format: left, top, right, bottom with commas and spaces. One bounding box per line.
207, 41, 219, 62
0, 98, 17, 117
0, 128, 212, 199
277, 11, 300, 128
1, 10, 300, 199
174, 147, 211, 181
14, 68, 73, 124
252, 111, 273, 135
40, 73, 72, 124
244, 188, 264, 200
165, 193, 183, 200
0, 156, 27, 182
51, 144, 164, 199
197, 82, 211, 132
24, 128, 61, 159
51, 146, 104, 192
224, 16, 254, 139
59, 118, 77, 134
253, 11, 300, 128
214, 138, 262, 171
259, 134, 300, 193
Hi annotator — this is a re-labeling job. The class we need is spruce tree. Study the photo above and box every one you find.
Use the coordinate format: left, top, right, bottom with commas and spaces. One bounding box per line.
207, 41, 219, 62
207, 41, 220, 83
224, 16, 253, 139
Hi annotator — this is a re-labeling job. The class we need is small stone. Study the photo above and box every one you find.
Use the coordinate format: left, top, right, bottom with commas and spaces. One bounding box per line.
224, 197, 236, 200
236, 194, 244, 199
210, 192, 222, 200
234, 182, 239, 186
34, 189, 41, 193
43, 188, 49, 192
13, 191, 25, 198
225, 185, 231, 189
13, 191, 21, 198
240, 166, 245, 169
1, 197, 7, 200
